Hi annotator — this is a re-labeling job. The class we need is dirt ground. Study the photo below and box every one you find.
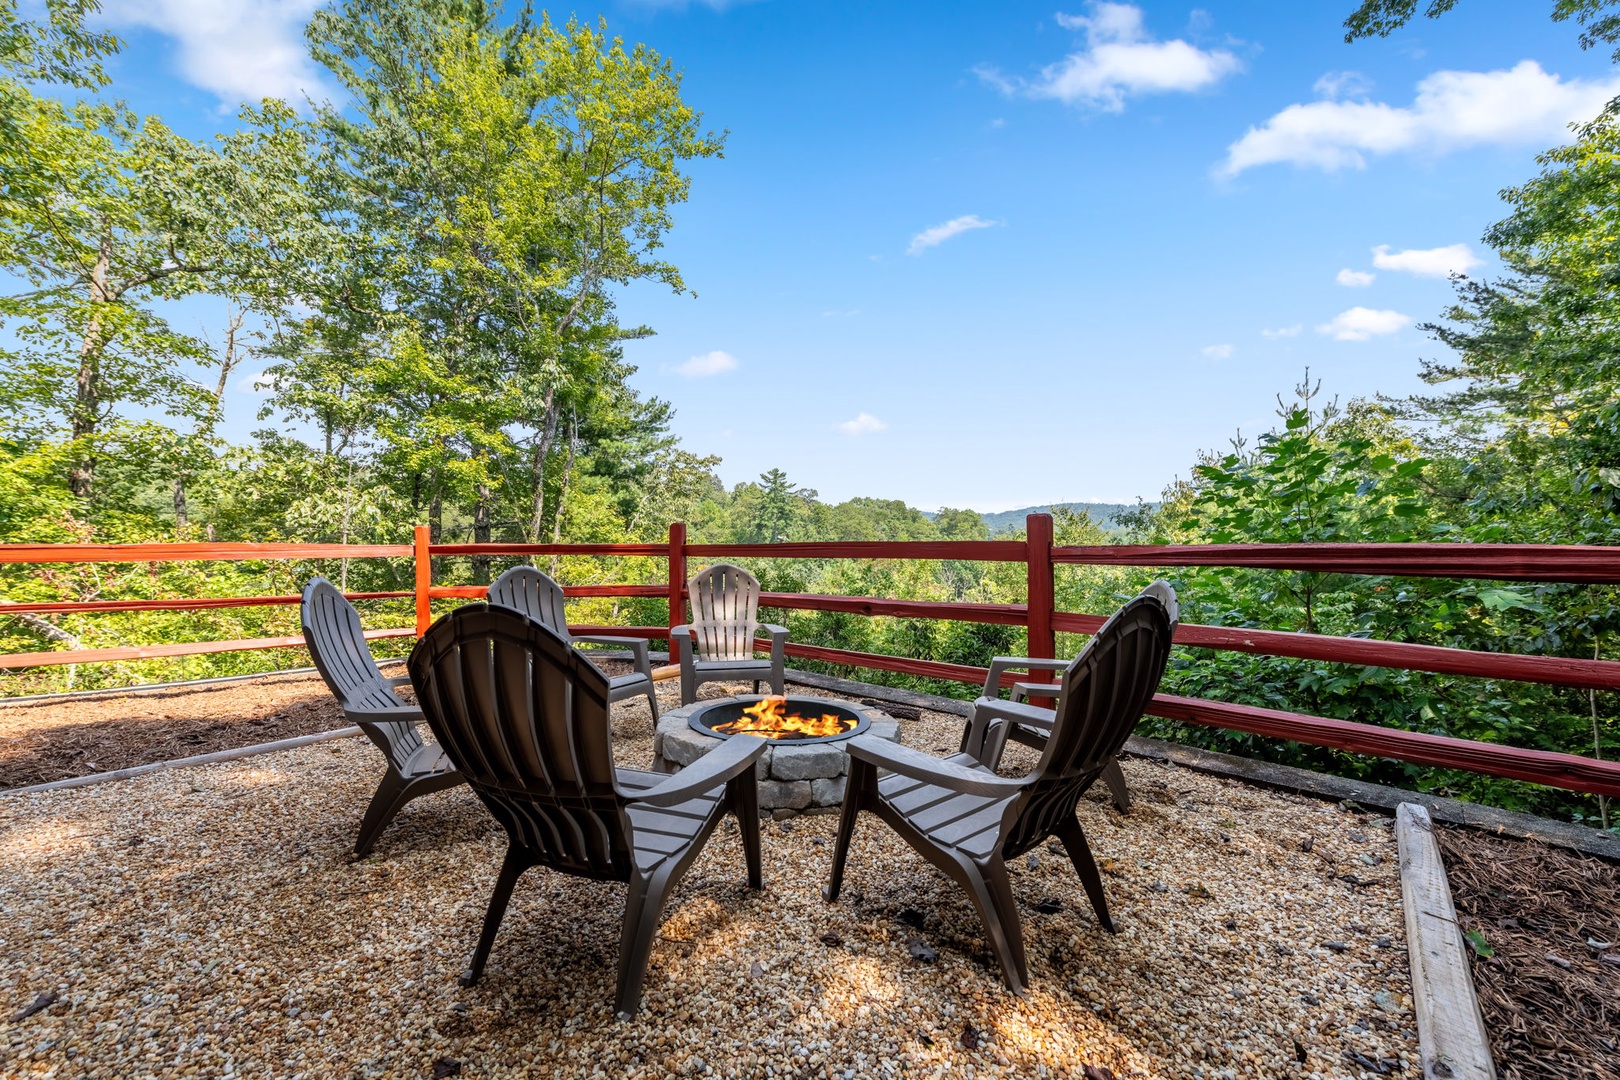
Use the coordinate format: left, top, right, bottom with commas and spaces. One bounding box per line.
1438, 825, 1620, 1080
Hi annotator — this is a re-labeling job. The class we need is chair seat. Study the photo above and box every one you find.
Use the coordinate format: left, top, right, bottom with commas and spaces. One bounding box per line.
877, 753, 1015, 863
691, 657, 771, 673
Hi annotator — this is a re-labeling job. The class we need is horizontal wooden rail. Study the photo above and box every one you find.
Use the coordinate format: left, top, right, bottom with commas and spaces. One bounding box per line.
1051, 613, 1620, 691
1, 592, 412, 615
0, 628, 416, 670
1150, 694, 1620, 798
0, 542, 411, 565
428, 542, 666, 557
1053, 542, 1620, 583
686, 540, 1028, 562
770, 640, 1620, 797
782, 641, 995, 686
760, 592, 1029, 625
430, 584, 666, 601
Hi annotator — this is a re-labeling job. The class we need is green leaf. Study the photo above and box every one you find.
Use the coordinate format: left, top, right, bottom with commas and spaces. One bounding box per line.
1464, 929, 1494, 959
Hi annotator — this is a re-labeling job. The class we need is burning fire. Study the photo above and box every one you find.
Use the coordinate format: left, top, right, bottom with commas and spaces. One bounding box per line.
711, 696, 855, 740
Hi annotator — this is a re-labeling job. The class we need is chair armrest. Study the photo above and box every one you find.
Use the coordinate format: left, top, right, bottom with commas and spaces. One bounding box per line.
757, 623, 788, 661
572, 635, 652, 677
983, 655, 1070, 697
846, 735, 1023, 798
973, 697, 1056, 731
630, 735, 766, 807
670, 625, 694, 667
345, 704, 424, 725
385, 674, 413, 688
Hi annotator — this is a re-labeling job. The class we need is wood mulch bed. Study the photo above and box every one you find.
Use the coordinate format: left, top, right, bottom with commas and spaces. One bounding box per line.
1438, 824, 1620, 1080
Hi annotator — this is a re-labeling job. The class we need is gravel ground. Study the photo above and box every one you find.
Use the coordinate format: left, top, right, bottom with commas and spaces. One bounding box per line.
0, 679, 1417, 1079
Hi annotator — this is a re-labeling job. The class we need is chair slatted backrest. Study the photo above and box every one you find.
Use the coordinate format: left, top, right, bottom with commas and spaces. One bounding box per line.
1002, 583, 1178, 858
409, 603, 633, 881
487, 566, 572, 643
301, 576, 423, 766
688, 563, 761, 662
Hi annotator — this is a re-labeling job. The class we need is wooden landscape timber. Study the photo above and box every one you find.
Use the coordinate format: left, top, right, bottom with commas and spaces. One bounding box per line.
1396, 803, 1498, 1080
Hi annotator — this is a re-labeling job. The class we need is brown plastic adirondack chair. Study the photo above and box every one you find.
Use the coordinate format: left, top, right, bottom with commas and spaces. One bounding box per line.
300, 577, 462, 855
670, 563, 788, 705
486, 566, 660, 720
408, 603, 766, 1018
966, 597, 1179, 812
824, 582, 1178, 994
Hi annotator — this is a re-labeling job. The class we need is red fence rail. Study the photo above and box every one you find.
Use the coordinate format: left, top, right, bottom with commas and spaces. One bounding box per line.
3, 519, 1618, 798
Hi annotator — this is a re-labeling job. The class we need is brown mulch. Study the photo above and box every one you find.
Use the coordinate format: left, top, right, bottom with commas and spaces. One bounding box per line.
0, 660, 642, 789
1439, 825, 1620, 1080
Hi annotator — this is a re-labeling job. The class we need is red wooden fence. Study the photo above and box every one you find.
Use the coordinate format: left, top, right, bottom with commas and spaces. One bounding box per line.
3, 518, 1618, 798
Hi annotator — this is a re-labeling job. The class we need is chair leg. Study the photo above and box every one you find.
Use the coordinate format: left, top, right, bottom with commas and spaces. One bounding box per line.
459, 846, 529, 986
822, 760, 869, 902
680, 666, 697, 707
1101, 758, 1131, 813
752, 680, 760, 694
644, 683, 660, 722
1057, 816, 1115, 933
615, 868, 677, 1019
731, 774, 762, 889
354, 770, 412, 856
961, 857, 1029, 994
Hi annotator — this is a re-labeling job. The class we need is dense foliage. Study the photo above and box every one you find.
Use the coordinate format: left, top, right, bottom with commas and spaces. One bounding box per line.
1, 0, 1616, 828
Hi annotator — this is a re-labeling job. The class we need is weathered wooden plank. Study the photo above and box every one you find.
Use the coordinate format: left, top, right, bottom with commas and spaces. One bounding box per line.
1396, 803, 1497, 1080
0, 628, 415, 669
0, 542, 411, 564
1052, 611, 1620, 690
685, 540, 1029, 562
1053, 541, 1620, 582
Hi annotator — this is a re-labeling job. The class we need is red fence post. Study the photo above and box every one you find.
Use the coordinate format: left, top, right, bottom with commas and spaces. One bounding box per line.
414, 525, 432, 635
1026, 513, 1056, 696
667, 522, 687, 664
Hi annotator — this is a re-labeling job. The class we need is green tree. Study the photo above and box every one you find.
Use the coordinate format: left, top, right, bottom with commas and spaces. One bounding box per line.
1344, 0, 1620, 58
270, 1, 723, 558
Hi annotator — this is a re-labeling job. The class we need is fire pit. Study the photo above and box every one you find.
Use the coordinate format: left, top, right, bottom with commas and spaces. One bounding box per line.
655, 695, 902, 815
687, 696, 869, 744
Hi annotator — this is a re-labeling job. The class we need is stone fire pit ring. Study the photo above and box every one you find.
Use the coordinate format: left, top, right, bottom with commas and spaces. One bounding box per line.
654, 695, 902, 815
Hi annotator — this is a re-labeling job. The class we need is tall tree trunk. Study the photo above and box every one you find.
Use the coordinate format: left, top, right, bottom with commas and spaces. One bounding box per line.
69, 230, 114, 499
527, 387, 560, 542
472, 480, 492, 585
548, 415, 577, 577
172, 476, 189, 531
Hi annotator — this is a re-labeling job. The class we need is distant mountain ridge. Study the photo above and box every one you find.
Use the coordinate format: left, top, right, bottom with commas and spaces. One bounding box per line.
975, 502, 1145, 534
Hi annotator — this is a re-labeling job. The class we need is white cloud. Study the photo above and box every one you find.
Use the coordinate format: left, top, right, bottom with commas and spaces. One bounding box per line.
1316, 307, 1411, 342
1220, 60, 1620, 176
101, 0, 331, 107
1201, 343, 1234, 360
907, 215, 1000, 255
1261, 325, 1302, 338
836, 413, 888, 435
977, 2, 1241, 112
1336, 268, 1376, 287
234, 370, 278, 394
1372, 243, 1484, 278
1313, 71, 1373, 100
675, 350, 738, 377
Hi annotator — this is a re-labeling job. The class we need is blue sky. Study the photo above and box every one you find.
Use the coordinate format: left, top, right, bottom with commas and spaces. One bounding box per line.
64, 0, 1620, 511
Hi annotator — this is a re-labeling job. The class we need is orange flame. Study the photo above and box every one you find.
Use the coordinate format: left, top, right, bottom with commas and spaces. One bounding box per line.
711, 696, 855, 740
